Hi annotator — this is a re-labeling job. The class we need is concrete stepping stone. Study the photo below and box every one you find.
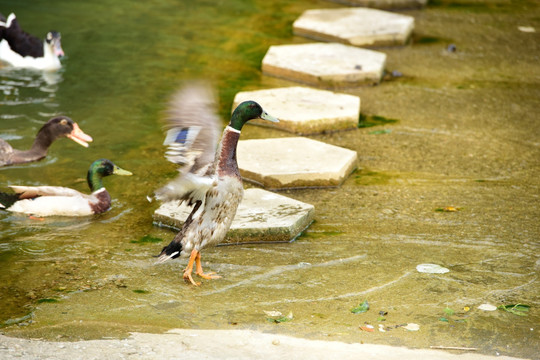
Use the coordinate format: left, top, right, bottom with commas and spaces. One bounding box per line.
262, 43, 386, 87
293, 8, 414, 47
237, 137, 358, 189
233, 87, 360, 134
326, 0, 428, 9
153, 188, 315, 243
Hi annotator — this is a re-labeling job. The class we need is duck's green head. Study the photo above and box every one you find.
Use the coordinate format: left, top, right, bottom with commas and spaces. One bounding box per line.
87, 159, 132, 191
229, 101, 279, 131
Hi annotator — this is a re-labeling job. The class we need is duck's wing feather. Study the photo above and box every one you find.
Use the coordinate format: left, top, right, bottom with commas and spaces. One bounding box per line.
155, 82, 220, 204
9, 185, 84, 199
0, 139, 14, 166
162, 82, 220, 174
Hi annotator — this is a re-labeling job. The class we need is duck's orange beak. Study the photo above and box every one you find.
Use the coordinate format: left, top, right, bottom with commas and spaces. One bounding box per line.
67, 123, 93, 147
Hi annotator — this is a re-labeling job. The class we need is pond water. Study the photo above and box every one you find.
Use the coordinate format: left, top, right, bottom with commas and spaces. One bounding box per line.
1, 0, 539, 358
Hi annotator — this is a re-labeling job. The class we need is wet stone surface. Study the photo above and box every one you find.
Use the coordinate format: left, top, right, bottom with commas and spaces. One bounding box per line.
237, 137, 358, 189
293, 8, 415, 47
261, 43, 387, 87
234, 86, 360, 134
153, 188, 315, 243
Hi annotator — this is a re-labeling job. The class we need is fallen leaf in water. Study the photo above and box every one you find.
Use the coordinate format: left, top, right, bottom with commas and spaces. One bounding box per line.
266, 311, 293, 323
435, 206, 460, 212
444, 307, 455, 316
360, 324, 375, 332
351, 300, 370, 314
499, 304, 530, 316
416, 264, 450, 274
478, 304, 497, 311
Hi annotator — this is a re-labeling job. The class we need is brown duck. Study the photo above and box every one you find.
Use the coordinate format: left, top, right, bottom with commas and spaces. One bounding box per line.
0, 116, 92, 167
154, 82, 278, 285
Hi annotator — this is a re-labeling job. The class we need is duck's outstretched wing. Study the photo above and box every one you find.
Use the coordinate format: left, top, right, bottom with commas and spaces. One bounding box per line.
9, 185, 84, 199
155, 82, 220, 205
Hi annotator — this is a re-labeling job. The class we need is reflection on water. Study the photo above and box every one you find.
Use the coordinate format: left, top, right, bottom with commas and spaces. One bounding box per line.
0, 0, 539, 358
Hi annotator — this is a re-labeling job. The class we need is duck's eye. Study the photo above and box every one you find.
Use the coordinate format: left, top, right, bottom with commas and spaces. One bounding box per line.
60, 119, 68, 125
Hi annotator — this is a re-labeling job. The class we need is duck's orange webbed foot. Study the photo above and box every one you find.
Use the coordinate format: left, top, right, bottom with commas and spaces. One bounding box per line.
182, 249, 201, 286
195, 251, 221, 280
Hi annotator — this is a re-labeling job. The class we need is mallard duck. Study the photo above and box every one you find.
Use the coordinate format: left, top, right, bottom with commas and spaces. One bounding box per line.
0, 13, 64, 70
155, 82, 278, 285
0, 116, 92, 167
0, 159, 132, 216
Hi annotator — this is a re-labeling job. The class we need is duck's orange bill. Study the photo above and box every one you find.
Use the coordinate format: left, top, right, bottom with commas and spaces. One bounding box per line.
67, 123, 93, 147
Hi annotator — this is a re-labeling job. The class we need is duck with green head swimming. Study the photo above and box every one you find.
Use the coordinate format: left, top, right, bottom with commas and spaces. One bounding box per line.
0, 159, 132, 216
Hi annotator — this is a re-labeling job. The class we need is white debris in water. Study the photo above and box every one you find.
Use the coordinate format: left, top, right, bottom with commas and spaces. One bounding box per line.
264, 310, 282, 317
478, 304, 497, 311
518, 26, 535, 33
416, 263, 450, 274
404, 323, 420, 331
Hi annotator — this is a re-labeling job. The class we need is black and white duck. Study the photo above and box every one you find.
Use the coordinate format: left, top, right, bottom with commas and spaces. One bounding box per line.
0, 116, 93, 167
0, 159, 132, 216
0, 12, 64, 70
155, 82, 278, 285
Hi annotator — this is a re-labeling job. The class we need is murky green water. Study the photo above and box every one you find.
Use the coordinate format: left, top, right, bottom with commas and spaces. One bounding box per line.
1, 0, 539, 358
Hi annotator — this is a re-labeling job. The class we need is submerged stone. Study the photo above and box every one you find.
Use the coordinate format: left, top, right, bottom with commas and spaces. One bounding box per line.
326, 0, 428, 9
262, 43, 386, 87
153, 188, 314, 243
237, 137, 358, 189
293, 8, 414, 47
233, 87, 360, 134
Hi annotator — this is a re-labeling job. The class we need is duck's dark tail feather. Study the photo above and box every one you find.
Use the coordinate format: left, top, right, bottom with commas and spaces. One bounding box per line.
154, 200, 202, 264
0, 192, 19, 209
155, 241, 183, 264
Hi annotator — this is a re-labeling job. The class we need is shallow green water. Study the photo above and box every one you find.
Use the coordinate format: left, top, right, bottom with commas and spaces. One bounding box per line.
1, 0, 539, 358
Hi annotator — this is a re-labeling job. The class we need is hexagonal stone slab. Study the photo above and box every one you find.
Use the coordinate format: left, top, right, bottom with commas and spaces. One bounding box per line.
233, 87, 360, 135
262, 43, 386, 87
293, 8, 414, 47
327, 0, 428, 9
238, 137, 357, 189
153, 188, 314, 243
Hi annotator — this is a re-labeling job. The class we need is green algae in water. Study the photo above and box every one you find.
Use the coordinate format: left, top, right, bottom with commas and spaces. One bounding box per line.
358, 114, 398, 128
37, 298, 59, 304
355, 171, 395, 186
414, 35, 444, 44
132, 289, 150, 294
